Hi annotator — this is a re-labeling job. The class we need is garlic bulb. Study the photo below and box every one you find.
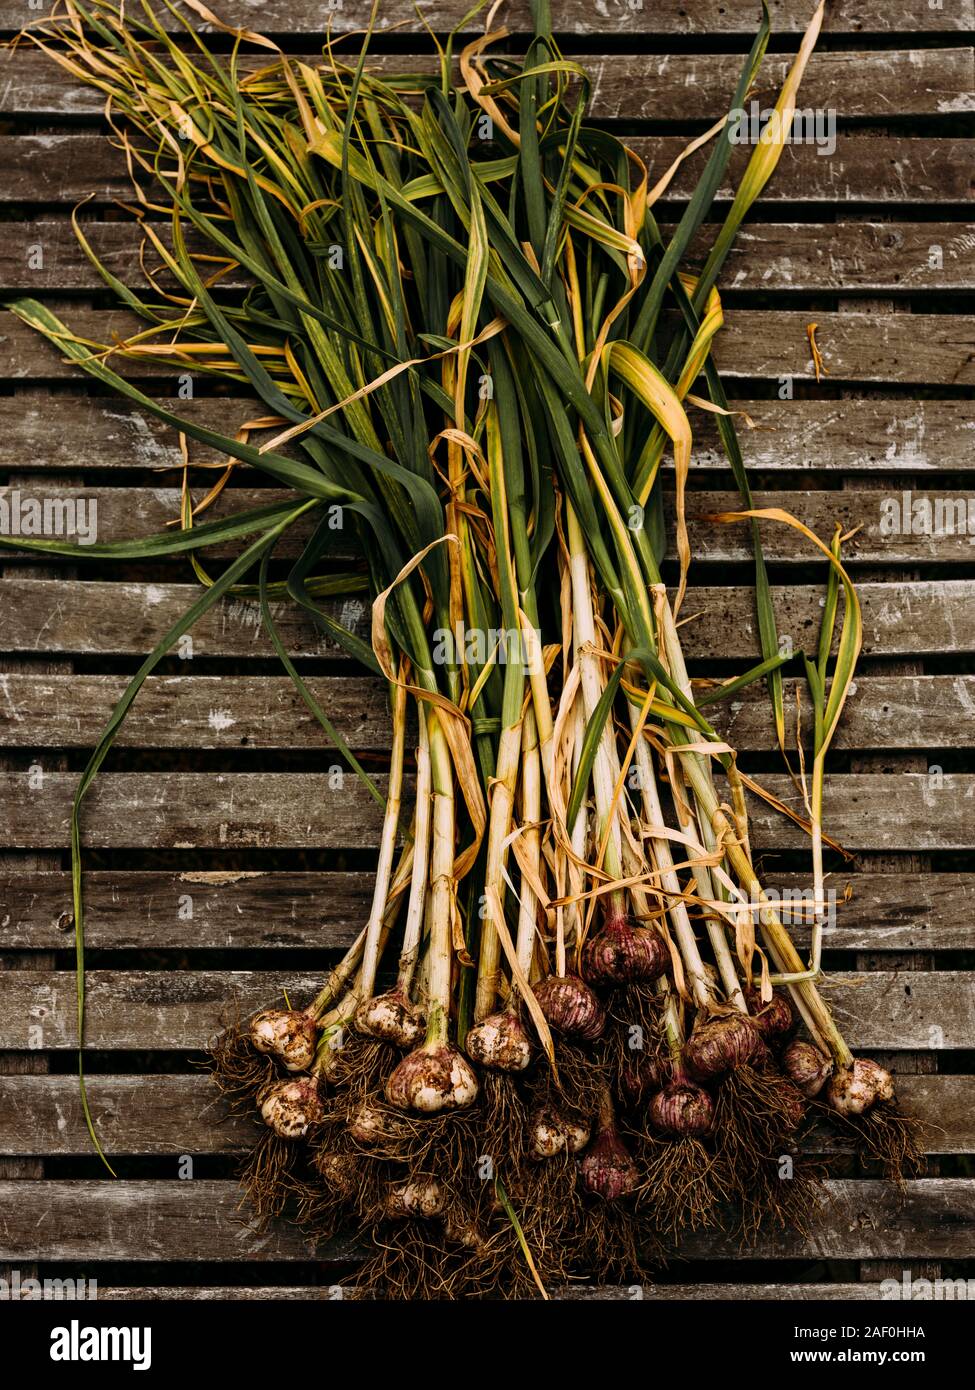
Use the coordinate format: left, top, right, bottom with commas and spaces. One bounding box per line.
685, 1013, 763, 1080
249, 1008, 318, 1072
618, 1052, 664, 1109
465, 1010, 532, 1072
781, 1039, 833, 1098
579, 1124, 639, 1201
529, 1106, 591, 1159
533, 974, 605, 1041
385, 1041, 479, 1113
347, 1103, 402, 1146
649, 1081, 714, 1138
826, 1057, 895, 1117
258, 1076, 324, 1139
353, 990, 426, 1048
385, 1180, 445, 1219
314, 1150, 357, 1197
744, 988, 797, 1044
581, 919, 668, 988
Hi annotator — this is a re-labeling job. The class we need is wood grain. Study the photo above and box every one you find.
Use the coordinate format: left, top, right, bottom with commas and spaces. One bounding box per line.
1, 1073, 968, 1157
3, 577, 973, 660
1, 0, 969, 35
3, 136, 971, 205
0, 672, 972, 753
4, 308, 971, 385
0, 968, 969, 1049
0, 1179, 970, 1261
4, 49, 971, 119
0, 672, 391, 749
3, 870, 972, 952
0, 770, 972, 851
0, 869, 371, 950
3, 397, 967, 474
6, 485, 975, 563
5, 221, 973, 294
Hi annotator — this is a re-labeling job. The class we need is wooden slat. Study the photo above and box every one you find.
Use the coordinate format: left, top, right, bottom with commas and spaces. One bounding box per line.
0, 1181, 352, 1262
5, 49, 971, 119
797, 872, 975, 953
3, 135, 970, 205
713, 311, 975, 385
1, 673, 972, 753
2, 0, 969, 36
3, 870, 973, 952
6, 485, 975, 562
92, 1282, 899, 1299
2, 1073, 969, 1157
3, 397, 968, 474
0, 672, 391, 748
4, 308, 970, 385
0, 772, 389, 850
725, 221, 975, 293
0, 1179, 970, 1261
711, 675, 975, 751
0, 577, 363, 659
3, 578, 973, 660
0, 869, 371, 949
6, 220, 973, 294
0, 968, 970, 1050
0, 771, 972, 851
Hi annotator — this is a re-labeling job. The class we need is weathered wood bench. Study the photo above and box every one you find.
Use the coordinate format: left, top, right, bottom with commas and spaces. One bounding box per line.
1, 0, 973, 1298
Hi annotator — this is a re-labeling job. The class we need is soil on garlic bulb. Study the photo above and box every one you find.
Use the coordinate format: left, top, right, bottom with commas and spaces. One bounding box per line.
249, 1007, 318, 1072
385, 1041, 480, 1114
208, 1011, 278, 1116
309, 1049, 656, 1297
465, 1011, 533, 1073
345, 1096, 550, 1298
354, 990, 426, 1049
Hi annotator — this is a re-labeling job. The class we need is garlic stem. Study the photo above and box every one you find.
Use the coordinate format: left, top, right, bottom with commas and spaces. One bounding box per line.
474, 717, 522, 1020
682, 731, 849, 1066
561, 693, 588, 976
515, 708, 542, 980
397, 713, 432, 994
425, 706, 457, 1045
628, 702, 712, 1011
652, 587, 848, 1064
567, 504, 624, 887
359, 677, 408, 1001
641, 601, 746, 1011
309, 839, 415, 1021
